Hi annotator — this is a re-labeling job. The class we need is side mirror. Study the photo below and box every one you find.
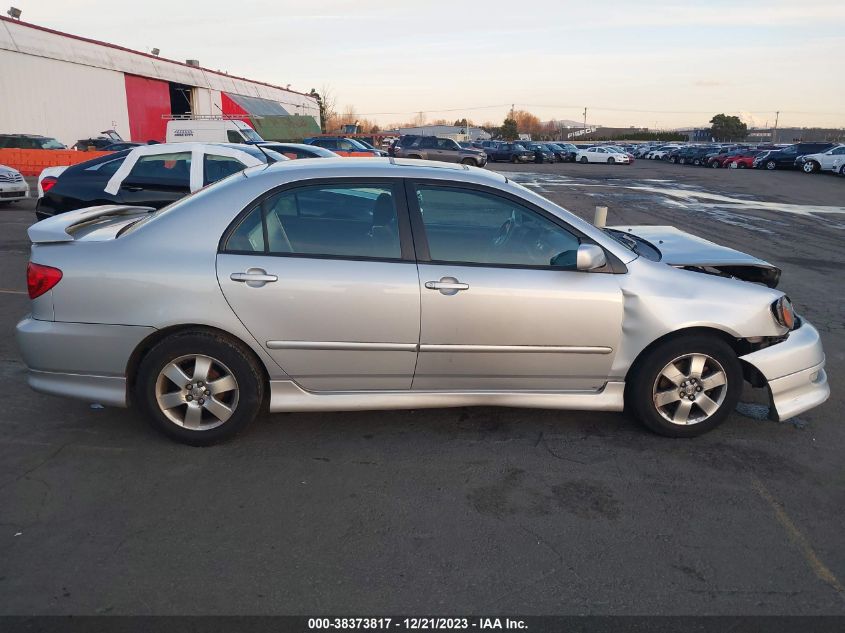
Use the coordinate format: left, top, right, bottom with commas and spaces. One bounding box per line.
576, 244, 607, 271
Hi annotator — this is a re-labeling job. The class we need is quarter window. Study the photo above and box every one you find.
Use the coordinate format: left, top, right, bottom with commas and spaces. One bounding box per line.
203, 154, 247, 186
225, 183, 402, 260
415, 186, 581, 268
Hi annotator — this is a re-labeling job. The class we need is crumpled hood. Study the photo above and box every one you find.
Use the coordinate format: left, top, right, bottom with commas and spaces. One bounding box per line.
610, 225, 782, 288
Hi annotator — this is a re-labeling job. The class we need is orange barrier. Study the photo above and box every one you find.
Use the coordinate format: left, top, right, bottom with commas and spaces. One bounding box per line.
0, 148, 114, 177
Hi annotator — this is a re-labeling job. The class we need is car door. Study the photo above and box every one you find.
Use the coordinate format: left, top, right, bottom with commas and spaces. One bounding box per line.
116, 150, 191, 208
435, 138, 461, 163
407, 181, 624, 391
216, 179, 420, 391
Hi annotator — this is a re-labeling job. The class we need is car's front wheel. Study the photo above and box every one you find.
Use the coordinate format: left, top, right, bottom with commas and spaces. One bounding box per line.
628, 335, 742, 438
136, 330, 265, 445
579, 156, 588, 163
802, 161, 819, 173
765, 160, 777, 170
607, 157, 615, 164
461, 158, 476, 166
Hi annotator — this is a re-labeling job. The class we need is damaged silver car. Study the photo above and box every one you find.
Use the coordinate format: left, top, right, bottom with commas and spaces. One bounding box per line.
16, 158, 829, 444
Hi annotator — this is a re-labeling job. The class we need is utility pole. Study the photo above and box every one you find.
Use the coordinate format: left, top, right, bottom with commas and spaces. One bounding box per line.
773, 110, 780, 143
510, 104, 515, 120
583, 107, 588, 137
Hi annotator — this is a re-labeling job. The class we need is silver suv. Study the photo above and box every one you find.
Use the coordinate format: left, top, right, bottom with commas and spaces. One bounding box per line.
394, 136, 487, 167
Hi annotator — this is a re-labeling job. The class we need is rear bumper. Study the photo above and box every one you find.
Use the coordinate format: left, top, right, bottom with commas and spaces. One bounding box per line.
16, 316, 155, 407
740, 319, 830, 421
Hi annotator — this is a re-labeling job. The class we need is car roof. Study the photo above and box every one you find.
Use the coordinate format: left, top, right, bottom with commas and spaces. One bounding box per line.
247, 157, 508, 185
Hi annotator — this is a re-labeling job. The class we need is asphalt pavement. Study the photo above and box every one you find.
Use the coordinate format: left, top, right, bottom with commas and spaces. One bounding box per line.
0, 161, 843, 615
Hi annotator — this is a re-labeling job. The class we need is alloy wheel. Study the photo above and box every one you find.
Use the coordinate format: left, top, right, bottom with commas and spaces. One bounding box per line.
155, 354, 239, 430
652, 353, 728, 426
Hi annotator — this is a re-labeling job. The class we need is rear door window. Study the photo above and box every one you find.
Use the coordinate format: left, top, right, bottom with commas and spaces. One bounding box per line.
125, 152, 192, 187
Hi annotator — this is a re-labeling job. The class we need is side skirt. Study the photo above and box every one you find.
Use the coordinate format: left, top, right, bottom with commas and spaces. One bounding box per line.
268, 381, 626, 413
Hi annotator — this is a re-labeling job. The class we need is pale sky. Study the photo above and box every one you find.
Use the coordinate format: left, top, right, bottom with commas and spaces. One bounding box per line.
13, 0, 845, 129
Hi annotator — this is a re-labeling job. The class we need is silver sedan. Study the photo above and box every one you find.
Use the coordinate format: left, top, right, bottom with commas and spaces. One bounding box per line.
16, 158, 829, 444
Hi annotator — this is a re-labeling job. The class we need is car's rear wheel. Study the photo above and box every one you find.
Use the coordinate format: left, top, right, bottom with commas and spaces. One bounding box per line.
802, 161, 819, 173
765, 160, 777, 170
669, 156, 677, 164
580, 156, 588, 163
628, 335, 741, 438
710, 161, 720, 168
136, 330, 264, 445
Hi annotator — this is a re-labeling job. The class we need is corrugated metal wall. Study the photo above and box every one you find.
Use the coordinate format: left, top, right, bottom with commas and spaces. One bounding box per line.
0, 48, 131, 146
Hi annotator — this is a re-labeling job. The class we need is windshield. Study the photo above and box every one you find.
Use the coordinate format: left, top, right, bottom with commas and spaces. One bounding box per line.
602, 228, 661, 261
241, 128, 263, 143
41, 138, 66, 149
345, 138, 369, 150
354, 139, 375, 150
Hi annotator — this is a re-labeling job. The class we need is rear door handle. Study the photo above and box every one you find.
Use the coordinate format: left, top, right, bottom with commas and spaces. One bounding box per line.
425, 277, 469, 295
230, 268, 278, 287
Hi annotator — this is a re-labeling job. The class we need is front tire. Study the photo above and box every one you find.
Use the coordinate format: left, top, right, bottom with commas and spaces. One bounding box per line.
461, 158, 476, 166
579, 156, 588, 163
765, 160, 777, 170
136, 330, 265, 445
802, 161, 819, 173
627, 335, 742, 438
607, 157, 615, 164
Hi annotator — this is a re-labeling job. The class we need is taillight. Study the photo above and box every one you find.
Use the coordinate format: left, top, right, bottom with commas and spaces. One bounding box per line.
41, 176, 58, 194
27, 262, 62, 299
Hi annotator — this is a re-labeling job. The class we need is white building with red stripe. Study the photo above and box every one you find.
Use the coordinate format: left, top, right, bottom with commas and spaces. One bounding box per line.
0, 16, 320, 146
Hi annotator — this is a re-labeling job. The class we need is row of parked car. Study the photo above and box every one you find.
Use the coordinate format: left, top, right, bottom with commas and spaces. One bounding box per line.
631, 141, 845, 175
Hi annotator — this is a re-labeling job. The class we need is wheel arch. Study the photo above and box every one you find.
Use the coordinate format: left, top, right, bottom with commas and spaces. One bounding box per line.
125, 324, 271, 406
623, 326, 749, 389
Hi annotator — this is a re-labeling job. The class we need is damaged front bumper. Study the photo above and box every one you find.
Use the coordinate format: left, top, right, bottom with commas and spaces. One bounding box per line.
740, 319, 830, 421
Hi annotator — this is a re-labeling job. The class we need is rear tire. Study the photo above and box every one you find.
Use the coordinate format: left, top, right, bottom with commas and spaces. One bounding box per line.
765, 160, 777, 170
627, 335, 742, 438
136, 330, 265, 445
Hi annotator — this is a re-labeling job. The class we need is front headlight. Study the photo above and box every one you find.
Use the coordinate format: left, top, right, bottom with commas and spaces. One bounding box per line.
772, 296, 796, 330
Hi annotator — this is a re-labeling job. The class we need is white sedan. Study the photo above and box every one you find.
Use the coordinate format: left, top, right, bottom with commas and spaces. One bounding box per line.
798, 144, 845, 174
0, 164, 29, 204
576, 147, 631, 164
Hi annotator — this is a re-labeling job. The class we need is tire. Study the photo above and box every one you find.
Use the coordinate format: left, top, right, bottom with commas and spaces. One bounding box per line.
461, 158, 476, 166
136, 330, 265, 445
407, 154, 422, 160
627, 335, 742, 438
607, 157, 615, 164
579, 156, 588, 164
765, 160, 777, 170
710, 161, 720, 168
693, 159, 702, 166
840, 165, 845, 176
511, 155, 519, 163
802, 161, 819, 174
669, 156, 677, 164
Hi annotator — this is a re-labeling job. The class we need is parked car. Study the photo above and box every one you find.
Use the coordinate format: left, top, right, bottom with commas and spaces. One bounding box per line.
606, 146, 636, 162
35, 143, 286, 220
486, 142, 534, 163
306, 137, 380, 157
16, 159, 828, 445
831, 157, 845, 176
576, 146, 631, 164
257, 142, 339, 160
727, 151, 764, 169
705, 146, 749, 167
525, 143, 556, 163
753, 143, 835, 170
388, 135, 422, 157
0, 164, 29, 204
794, 144, 845, 173
344, 137, 388, 156
0, 134, 66, 149
546, 143, 578, 162
393, 137, 487, 166
646, 145, 681, 160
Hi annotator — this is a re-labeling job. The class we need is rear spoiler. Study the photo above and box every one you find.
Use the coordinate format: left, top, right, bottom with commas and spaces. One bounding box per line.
28, 205, 155, 243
